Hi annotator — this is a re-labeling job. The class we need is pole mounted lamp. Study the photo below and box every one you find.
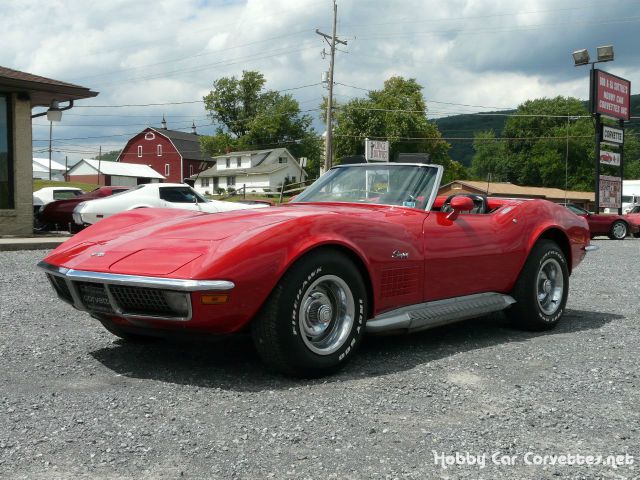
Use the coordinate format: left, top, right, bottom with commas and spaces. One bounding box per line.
572, 45, 615, 213
572, 45, 614, 68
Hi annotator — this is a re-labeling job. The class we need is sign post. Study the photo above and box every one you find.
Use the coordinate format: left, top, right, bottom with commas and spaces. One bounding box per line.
364, 138, 389, 162
590, 69, 630, 213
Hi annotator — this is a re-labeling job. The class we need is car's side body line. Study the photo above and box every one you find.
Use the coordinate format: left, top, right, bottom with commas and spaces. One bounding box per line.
366, 292, 516, 334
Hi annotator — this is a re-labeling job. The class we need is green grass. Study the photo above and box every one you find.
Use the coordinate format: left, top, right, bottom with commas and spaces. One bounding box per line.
33, 179, 100, 192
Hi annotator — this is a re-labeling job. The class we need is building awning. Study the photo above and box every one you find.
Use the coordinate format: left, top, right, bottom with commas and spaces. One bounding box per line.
0, 65, 98, 107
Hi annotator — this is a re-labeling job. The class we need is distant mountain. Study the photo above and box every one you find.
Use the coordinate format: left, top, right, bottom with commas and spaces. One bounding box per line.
435, 93, 640, 168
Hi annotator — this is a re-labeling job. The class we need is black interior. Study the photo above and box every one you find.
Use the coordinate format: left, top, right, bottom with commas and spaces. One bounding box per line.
440, 193, 489, 214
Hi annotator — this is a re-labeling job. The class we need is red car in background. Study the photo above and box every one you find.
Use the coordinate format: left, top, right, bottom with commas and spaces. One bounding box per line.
36, 186, 130, 232
626, 205, 640, 238
563, 203, 640, 240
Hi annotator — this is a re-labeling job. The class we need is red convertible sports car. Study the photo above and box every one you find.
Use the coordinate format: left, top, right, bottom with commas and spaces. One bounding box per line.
40, 162, 594, 377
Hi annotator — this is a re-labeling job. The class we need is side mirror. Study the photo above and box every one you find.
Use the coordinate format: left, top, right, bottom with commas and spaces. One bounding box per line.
447, 196, 474, 220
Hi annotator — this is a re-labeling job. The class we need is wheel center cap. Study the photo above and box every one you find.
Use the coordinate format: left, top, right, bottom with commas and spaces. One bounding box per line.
543, 279, 553, 294
317, 304, 333, 323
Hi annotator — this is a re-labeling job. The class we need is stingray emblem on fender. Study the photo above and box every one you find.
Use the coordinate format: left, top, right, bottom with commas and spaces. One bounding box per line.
392, 250, 409, 259
91, 252, 106, 257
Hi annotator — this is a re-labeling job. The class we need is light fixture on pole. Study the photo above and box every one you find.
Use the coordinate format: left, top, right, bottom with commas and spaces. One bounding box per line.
572, 45, 614, 68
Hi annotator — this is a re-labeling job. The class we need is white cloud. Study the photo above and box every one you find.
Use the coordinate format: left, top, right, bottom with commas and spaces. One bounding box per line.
2, 0, 638, 162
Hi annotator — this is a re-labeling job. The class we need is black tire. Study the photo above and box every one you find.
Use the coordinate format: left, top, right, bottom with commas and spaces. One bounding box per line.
507, 240, 569, 331
99, 318, 155, 343
608, 220, 628, 240
252, 249, 367, 377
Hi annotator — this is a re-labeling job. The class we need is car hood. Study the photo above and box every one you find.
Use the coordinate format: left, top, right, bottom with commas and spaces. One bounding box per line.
44, 202, 416, 274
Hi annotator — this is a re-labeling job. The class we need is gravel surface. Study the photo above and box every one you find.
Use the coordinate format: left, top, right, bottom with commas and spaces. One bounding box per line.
1, 239, 639, 479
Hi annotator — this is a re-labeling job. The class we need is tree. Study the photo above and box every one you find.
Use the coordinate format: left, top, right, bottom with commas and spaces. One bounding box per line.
93, 150, 120, 162
470, 96, 604, 191
201, 70, 322, 176
330, 77, 452, 169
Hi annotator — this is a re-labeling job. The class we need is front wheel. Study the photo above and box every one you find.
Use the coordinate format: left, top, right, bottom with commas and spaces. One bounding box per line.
608, 220, 628, 240
252, 249, 367, 377
507, 240, 569, 331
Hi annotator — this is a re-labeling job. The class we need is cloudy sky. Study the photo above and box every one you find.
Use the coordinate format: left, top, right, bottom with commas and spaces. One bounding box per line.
1, 0, 639, 163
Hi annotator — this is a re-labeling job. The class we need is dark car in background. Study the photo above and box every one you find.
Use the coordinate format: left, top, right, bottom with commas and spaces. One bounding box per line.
562, 203, 640, 240
35, 186, 130, 232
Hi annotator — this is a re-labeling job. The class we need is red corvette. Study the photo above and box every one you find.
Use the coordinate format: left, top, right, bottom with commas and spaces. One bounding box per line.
40, 163, 593, 377
562, 203, 639, 240
36, 186, 130, 231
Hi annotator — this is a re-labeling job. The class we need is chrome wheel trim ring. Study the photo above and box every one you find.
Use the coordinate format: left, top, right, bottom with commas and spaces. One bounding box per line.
613, 222, 627, 239
536, 257, 564, 316
298, 274, 355, 355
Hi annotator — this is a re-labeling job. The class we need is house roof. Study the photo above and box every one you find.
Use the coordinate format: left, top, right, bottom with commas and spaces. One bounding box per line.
68, 159, 165, 179
195, 148, 300, 178
33, 157, 67, 172
440, 180, 595, 202
149, 128, 213, 162
0, 65, 98, 107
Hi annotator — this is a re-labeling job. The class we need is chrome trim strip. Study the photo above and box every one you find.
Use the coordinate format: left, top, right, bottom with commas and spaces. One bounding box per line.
38, 261, 234, 291
584, 245, 599, 252
366, 292, 516, 334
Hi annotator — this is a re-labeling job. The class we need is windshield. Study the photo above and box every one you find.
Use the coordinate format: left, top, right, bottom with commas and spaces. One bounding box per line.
622, 195, 633, 203
293, 164, 441, 210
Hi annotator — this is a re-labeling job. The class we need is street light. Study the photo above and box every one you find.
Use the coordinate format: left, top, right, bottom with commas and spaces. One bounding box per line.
572, 45, 614, 67
572, 44, 616, 213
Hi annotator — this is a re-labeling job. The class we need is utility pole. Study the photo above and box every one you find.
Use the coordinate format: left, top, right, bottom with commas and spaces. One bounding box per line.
316, 0, 347, 172
48, 121, 53, 181
98, 145, 102, 186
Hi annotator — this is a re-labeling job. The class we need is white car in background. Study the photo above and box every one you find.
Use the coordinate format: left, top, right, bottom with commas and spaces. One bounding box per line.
33, 187, 84, 214
72, 183, 268, 226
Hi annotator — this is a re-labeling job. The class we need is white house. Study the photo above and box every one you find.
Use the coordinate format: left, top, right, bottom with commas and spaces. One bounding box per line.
33, 157, 67, 181
66, 159, 165, 186
191, 148, 306, 194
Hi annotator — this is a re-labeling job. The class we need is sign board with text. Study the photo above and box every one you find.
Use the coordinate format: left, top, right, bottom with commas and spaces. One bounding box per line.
364, 139, 389, 162
601, 125, 624, 145
594, 70, 631, 121
599, 175, 622, 209
599, 150, 621, 167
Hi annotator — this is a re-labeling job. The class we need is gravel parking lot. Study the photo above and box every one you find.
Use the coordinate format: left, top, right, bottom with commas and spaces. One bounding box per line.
1, 239, 639, 479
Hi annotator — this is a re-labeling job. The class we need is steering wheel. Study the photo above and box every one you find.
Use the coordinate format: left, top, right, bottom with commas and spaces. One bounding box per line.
440, 193, 488, 214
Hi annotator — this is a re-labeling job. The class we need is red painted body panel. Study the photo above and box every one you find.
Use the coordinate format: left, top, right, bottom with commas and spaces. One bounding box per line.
43, 197, 590, 335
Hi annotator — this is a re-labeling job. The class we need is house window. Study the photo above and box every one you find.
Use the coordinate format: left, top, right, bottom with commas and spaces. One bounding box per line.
227, 176, 236, 186
291, 176, 296, 183
0, 94, 13, 209
189, 165, 194, 176
225, 158, 230, 168
144, 132, 155, 140
201, 177, 210, 187
278, 157, 287, 163
236, 157, 241, 167
165, 164, 170, 176
137, 145, 143, 157
157, 145, 162, 156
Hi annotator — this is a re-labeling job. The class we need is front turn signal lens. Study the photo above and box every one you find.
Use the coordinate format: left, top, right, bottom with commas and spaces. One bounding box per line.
201, 294, 229, 305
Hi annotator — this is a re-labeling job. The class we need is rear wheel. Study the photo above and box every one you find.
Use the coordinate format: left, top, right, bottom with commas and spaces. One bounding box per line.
507, 240, 569, 331
252, 249, 367, 377
608, 220, 628, 240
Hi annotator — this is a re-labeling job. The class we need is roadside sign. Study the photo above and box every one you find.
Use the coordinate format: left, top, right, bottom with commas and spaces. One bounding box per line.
601, 125, 624, 145
599, 175, 622, 209
599, 150, 621, 167
364, 138, 389, 162
593, 70, 631, 121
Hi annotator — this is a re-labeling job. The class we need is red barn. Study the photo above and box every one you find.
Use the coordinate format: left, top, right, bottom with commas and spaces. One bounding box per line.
118, 121, 213, 183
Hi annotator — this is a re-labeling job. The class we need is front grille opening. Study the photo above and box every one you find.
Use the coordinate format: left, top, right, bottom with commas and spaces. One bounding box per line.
48, 274, 73, 303
75, 281, 114, 314
109, 285, 188, 318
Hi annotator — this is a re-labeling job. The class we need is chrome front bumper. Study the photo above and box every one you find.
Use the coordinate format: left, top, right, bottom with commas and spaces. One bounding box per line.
39, 261, 234, 322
